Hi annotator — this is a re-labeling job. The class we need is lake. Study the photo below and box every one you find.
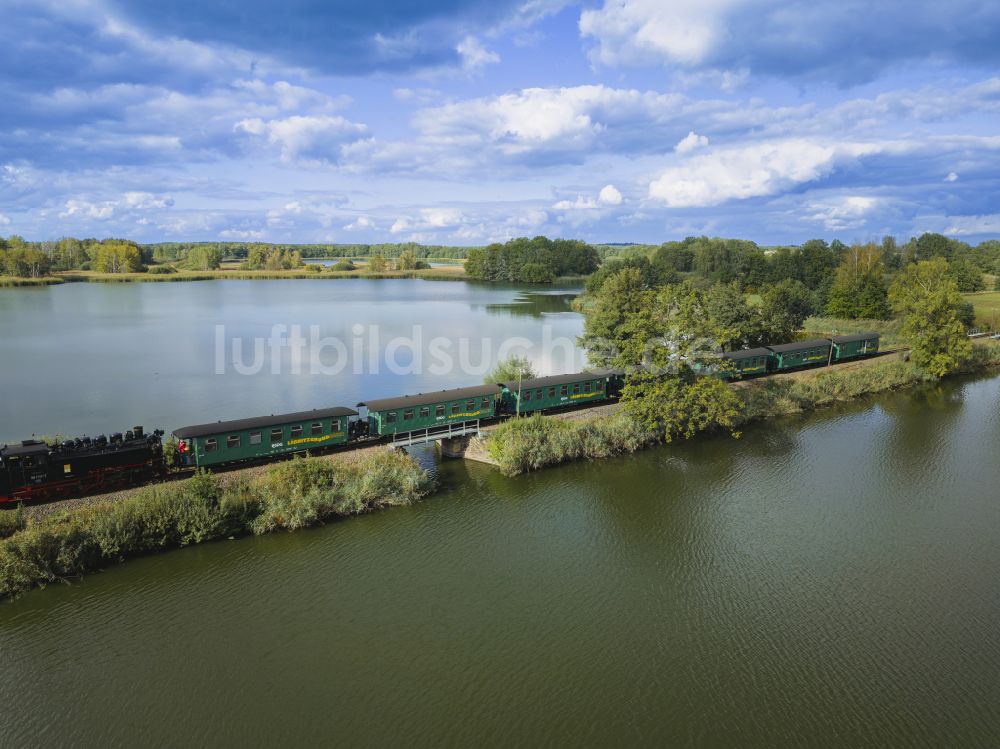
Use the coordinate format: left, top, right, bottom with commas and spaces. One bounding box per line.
0, 279, 583, 441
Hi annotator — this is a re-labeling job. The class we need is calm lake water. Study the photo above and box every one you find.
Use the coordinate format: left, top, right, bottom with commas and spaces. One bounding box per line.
1, 373, 999, 745
0, 279, 583, 441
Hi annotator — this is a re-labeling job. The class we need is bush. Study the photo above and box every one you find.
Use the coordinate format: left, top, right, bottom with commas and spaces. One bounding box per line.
486, 413, 658, 476
147, 265, 177, 274
0, 452, 429, 598
332, 260, 356, 272
0, 505, 26, 539
306, 264, 322, 273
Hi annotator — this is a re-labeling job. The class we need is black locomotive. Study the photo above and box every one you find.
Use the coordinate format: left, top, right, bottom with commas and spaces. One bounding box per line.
0, 426, 164, 503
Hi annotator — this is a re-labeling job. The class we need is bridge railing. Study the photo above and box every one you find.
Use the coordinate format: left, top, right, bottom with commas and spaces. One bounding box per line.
391, 419, 482, 448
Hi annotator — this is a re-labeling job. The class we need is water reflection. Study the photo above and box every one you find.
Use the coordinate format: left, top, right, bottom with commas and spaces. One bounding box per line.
483, 290, 581, 318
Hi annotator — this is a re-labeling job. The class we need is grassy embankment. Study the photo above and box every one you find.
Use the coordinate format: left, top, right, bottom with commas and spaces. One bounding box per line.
0, 276, 64, 287
485, 342, 1000, 477
0, 450, 428, 598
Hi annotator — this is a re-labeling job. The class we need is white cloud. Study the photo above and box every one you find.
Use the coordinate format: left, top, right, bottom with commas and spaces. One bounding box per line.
580, 0, 737, 67
807, 195, 882, 231
943, 214, 1000, 236
598, 184, 623, 205
946, 171, 959, 182
123, 191, 174, 210
219, 228, 266, 240
0, 213, 10, 225
412, 85, 685, 150
235, 115, 368, 163
343, 216, 375, 231
390, 208, 465, 234
648, 139, 883, 207
675, 131, 709, 153
457, 36, 500, 72
553, 195, 598, 210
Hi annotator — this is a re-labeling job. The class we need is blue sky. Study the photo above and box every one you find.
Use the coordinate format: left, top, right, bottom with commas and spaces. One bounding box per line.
2, 0, 1000, 245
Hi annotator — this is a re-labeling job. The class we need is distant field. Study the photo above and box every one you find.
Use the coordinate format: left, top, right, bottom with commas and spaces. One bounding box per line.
963, 291, 1000, 327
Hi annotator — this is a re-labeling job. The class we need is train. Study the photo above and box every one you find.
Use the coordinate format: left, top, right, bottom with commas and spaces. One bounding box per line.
0, 332, 879, 504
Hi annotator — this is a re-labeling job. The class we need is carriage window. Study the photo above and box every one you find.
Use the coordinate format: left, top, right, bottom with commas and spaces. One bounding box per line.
548, 387, 556, 397
332, 419, 340, 432
451, 403, 460, 415
536, 389, 543, 398
436, 405, 445, 417
205, 438, 218, 453
386, 412, 397, 423
466, 400, 475, 411
596, 381, 603, 391
404, 410, 414, 421
523, 391, 532, 401
290, 426, 303, 438
560, 385, 568, 396
311, 422, 323, 435
249, 431, 262, 445
419, 407, 429, 418
271, 428, 283, 442
481, 397, 490, 408
572, 384, 581, 394
584, 382, 591, 393
227, 435, 241, 449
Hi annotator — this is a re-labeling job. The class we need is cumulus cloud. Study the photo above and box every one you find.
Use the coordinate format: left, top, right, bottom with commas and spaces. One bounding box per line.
344, 216, 376, 231
0, 213, 10, 225
807, 195, 882, 231
580, 0, 1000, 85
457, 36, 500, 72
553, 196, 598, 211
235, 115, 369, 163
946, 171, 959, 182
58, 192, 173, 221
598, 184, 623, 205
675, 131, 709, 153
648, 139, 883, 207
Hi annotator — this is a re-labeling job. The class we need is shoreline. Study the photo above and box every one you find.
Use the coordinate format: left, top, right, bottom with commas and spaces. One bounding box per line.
3, 343, 998, 599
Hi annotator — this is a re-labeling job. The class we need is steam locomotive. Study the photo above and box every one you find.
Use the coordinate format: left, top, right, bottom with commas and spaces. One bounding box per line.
0, 427, 164, 503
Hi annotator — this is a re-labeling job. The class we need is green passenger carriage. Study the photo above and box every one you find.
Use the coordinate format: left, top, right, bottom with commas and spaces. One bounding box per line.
718, 348, 773, 379
830, 333, 880, 360
498, 372, 611, 414
173, 406, 357, 468
358, 385, 501, 435
766, 339, 833, 371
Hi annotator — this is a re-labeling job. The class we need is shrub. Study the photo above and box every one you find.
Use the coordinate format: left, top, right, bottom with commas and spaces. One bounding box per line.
147, 265, 177, 275
0, 505, 26, 539
332, 260, 356, 272
486, 413, 658, 476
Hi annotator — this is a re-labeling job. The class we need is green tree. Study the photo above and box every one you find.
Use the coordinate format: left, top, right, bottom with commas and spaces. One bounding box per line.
93, 241, 143, 273
825, 243, 891, 319
947, 258, 985, 292
759, 278, 815, 343
519, 262, 556, 283
366, 253, 389, 273
579, 267, 655, 367
395, 250, 418, 271
187, 245, 223, 270
485, 355, 537, 384
889, 258, 972, 377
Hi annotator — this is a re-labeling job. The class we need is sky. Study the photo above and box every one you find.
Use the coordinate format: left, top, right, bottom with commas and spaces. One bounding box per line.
2, 0, 1000, 246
